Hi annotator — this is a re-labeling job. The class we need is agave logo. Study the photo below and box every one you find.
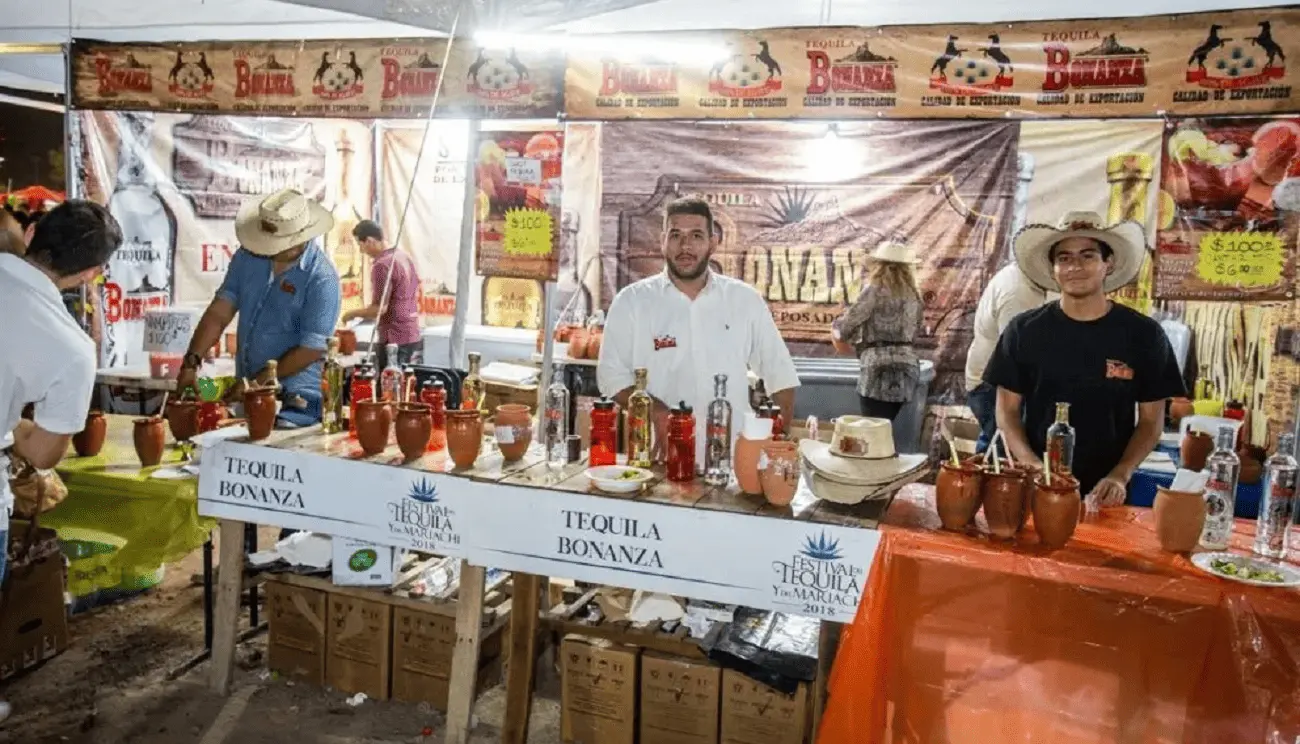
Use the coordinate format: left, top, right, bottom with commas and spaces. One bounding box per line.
408, 476, 439, 503
387, 475, 458, 550
772, 530, 864, 616
800, 532, 844, 561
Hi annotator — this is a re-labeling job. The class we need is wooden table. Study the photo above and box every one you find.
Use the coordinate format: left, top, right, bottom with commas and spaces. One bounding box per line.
198, 425, 890, 744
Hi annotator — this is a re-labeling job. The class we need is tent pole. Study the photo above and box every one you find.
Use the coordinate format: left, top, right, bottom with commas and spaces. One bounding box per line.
449, 119, 478, 370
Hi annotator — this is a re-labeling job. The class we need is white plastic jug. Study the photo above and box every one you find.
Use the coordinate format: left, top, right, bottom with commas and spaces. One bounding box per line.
1179, 414, 1242, 439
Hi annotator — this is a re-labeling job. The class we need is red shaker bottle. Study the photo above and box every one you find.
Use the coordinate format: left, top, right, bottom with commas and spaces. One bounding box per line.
349, 369, 374, 438
589, 398, 618, 467
666, 401, 696, 482
422, 380, 448, 452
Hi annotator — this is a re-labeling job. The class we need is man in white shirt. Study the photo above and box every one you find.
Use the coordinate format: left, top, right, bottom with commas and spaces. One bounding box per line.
0, 201, 120, 723
964, 262, 1047, 452
597, 195, 799, 462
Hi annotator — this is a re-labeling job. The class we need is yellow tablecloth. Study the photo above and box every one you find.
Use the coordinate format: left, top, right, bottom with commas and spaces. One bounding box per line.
44, 415, 214, 588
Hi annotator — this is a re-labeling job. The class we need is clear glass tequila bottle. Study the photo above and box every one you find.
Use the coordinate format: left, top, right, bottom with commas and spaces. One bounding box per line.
704, 374, 733, 485
1200, 426, 1241, 551
543, 364, 570, 471
627, 368, 652, 468
1255, 433, 1298, 559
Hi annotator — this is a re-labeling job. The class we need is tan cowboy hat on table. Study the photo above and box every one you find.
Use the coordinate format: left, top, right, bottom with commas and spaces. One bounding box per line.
865, 239, 919, 265
800, 416, 927, 504
235, 188, 334, 258
1012, 210, 1146, 294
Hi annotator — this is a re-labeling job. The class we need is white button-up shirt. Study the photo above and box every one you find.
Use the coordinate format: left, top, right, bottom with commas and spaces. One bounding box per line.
597, 270, 800, 462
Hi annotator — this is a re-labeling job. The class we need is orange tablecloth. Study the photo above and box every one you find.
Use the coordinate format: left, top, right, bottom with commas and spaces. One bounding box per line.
818, 484, 1300, 744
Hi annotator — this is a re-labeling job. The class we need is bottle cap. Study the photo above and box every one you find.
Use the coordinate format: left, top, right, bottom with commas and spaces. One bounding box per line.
593, 398, 615, 410
673, 401, 693, 415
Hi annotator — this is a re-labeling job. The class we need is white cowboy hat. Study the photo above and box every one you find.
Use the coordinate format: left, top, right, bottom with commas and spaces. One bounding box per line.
1012, 211, 1146, 293
866, 240, 919, 265
800, 416, 928, 494
235, 189, 334, 258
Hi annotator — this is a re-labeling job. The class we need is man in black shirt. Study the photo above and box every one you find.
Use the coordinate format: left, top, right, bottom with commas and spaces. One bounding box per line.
983, 211, 1186, 504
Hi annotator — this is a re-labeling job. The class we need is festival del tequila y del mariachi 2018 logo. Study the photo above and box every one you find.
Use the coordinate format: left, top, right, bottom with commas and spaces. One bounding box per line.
771, 531, 864, 619
387, 476, 459, 552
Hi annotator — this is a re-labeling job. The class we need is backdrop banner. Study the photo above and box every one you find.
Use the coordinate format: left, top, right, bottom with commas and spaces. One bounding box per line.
71, 39, 565, 120
70, 8, 1300, 121
1155, 117, 1299, 301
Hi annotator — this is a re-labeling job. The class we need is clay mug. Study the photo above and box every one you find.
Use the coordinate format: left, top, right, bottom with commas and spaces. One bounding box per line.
567, 327, 590, 360
1153, 487, 1207, 552
72, 410, 108, 458
1181, 430, 1214, 471
1032, 473, 1081, 550
585, 327, 604, 360
133, 417, 166, 467
447, 409, 484, 469
395, 403, 433, 462
243, 387, 278, 442
354, 400, 393, 456
335, 328, 357, 355
759, 440, 800, 507
493, 404, 533, 461
982, 468, 1029, 539
166, 400, 202, 442
1237, 448, 1264, 485
734, 437, 768, 495
936, 461, 984, 531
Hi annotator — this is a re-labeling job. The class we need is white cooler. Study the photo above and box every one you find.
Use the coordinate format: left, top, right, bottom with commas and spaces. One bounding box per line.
422, 324, 538, 370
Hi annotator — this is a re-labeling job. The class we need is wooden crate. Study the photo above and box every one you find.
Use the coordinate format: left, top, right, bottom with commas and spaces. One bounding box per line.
391, 588, 510, 711
546, 588, 707, 660
266, 578, 327, 686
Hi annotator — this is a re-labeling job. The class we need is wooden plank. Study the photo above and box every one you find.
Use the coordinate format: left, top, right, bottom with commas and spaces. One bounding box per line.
464, 443, 545, 483
209, 519, 247, 695
808, 493, 895, 529
808, 621, 842, 743
500, 458, 589, 489
545, 617, 707, 660
755, 478, 822, 520
635, 475, 709, 508
445, 562, 487, 744
695, 483, 766, 515
500, 572, 543, 744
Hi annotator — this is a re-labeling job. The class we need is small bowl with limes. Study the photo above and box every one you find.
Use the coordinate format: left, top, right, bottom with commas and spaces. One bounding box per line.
585, 465, 654, 494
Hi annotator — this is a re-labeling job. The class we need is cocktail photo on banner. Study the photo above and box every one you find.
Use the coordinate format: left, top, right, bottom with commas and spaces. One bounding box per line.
0, 2, 1298, 743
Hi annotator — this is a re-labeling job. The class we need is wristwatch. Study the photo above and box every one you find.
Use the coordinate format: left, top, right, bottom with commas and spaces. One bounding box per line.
181, 352, 204, 370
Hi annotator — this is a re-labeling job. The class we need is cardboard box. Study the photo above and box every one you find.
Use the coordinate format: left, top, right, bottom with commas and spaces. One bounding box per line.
390, 606, 504, 711
0, 523, 68, 681
331, 538, 398, 587
720, 670, 807, 744
326, 592, 392, 700
266, 578, 326, 686
561, 635, 639, 744
639, 652, 721, 744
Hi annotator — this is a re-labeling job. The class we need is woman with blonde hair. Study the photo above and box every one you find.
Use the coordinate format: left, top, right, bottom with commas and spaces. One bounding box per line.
829, 240, 924, 421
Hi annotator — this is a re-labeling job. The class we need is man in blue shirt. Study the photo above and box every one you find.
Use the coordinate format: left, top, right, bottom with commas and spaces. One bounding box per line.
177, 189, 340, 427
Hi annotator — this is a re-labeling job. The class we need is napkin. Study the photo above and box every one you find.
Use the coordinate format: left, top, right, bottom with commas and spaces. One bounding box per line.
1171, 468, 1210, 493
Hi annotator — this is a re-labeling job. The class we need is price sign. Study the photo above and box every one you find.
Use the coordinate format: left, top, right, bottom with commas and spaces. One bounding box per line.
504, 157, 542, 186
1196, 231, 1285, 287
143, 308, 198, 353
503, 208, 554, 257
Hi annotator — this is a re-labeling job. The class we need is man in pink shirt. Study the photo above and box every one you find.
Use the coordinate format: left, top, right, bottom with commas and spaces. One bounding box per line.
342, 220, 423, 369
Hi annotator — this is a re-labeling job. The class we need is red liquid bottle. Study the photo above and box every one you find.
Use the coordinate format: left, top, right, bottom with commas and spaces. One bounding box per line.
349, 369, 374, 438
422, 380, 448, 452
589, 398, 618, 467
666, 401, 696, 483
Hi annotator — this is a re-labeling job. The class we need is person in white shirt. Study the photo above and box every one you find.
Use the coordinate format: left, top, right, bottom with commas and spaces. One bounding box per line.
964, 262, 1047, 452
0, 201, 121, 724
597, 195, 799, 462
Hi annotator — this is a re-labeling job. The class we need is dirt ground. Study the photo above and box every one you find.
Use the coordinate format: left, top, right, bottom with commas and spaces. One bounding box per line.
0, 529, 563, 744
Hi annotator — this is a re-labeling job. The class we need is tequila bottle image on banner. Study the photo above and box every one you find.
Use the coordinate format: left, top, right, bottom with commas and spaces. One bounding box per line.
1107, 153, 1153, 314
105, 112, 178, 368
327, 130, 364, 314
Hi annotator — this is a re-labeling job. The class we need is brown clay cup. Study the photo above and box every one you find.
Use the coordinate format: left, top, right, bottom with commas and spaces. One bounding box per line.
759, 440, 800, 507
335, 328, 357, 355
354, 400, 393, 456
447, 409, 484, 469
734, 436, 767, 495
1033, 474, 1081, 550
395, 403, 433, 462
133, 417, 166, 467
1153, 487, 1207, 552
243, 387, 278, 442
1181, 430, 1214, 471
73, 410, 108, 457
166, 400, 202, 443
936, 461, 984, 531
982, 468, 1029, 539
494, 404, 533, 461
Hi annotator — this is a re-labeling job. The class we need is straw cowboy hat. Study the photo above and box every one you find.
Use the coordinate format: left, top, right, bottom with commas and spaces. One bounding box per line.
235, 189, 334, 258
799, 416, 927, 503
1012, 210, 1146, 293
866, 240, 919, 265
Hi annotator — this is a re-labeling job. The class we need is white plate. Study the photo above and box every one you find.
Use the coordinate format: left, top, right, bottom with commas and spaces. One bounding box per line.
1191, 552, 1300, 588
585, 465, 654, 494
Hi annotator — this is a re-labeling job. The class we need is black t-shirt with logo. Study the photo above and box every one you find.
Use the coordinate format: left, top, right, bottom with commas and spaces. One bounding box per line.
982, 302, 1187, 495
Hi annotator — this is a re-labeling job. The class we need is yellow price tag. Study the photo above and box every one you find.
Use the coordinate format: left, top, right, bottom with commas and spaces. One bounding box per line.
1195, 231, 1285, 287
503, 208, 553, 257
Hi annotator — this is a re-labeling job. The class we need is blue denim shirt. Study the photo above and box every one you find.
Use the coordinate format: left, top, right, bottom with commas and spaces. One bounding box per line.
216, 240, 340, 426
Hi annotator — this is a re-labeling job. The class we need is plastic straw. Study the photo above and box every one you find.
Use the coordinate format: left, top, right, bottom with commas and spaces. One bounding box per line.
939, 419, 960, 467
990, 430, 1002, 475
